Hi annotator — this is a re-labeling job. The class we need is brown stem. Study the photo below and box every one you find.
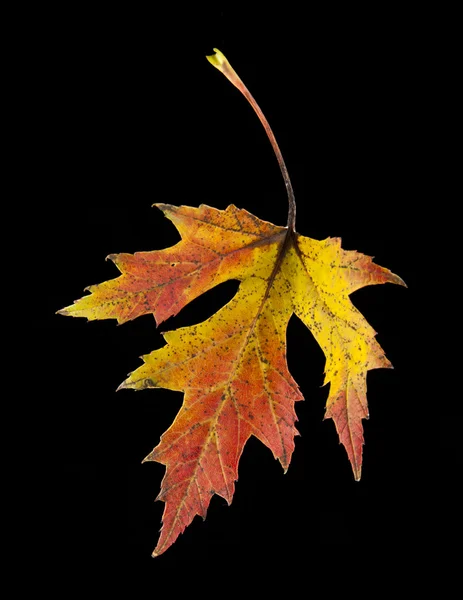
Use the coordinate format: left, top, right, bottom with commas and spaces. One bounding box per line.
207, 49, 296, 231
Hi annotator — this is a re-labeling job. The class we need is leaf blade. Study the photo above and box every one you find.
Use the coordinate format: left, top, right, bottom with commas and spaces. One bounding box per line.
59, 202, 404, 553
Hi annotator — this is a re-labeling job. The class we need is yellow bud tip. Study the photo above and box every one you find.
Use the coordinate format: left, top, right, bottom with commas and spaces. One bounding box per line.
205, 48, 242, 90
205, 48, 228, 70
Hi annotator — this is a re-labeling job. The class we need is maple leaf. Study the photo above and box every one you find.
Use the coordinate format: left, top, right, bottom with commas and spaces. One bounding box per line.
58, 49, 405, 556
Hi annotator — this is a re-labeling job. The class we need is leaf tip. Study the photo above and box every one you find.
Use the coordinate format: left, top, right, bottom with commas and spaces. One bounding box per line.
390, 272, 407, 288
398, 277, 408, 288
153, 202, 171, 213
352, 462, 362, 481
142, 449, 158, 463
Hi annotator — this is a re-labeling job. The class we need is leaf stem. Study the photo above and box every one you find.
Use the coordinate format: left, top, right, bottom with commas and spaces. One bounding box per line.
207, 49, 296, 231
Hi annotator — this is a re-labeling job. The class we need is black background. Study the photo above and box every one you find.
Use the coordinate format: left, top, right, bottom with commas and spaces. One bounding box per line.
29, 4, 458, 578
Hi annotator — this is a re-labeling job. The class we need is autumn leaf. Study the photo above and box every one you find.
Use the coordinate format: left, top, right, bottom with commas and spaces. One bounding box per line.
58, 49, 405, 557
